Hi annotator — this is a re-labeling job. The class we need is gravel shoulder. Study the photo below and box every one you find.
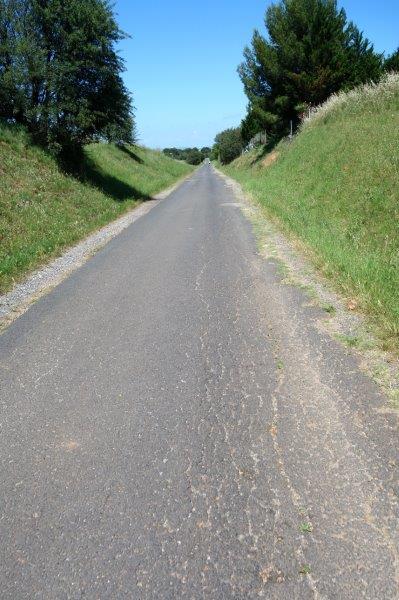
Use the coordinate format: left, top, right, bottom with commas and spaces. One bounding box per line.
0, 175, 190, 330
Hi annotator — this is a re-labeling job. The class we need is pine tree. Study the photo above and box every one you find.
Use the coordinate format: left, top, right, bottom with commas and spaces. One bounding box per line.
384, 48, 399, 72
238, 0, 382, 143
344, 23, 383, 88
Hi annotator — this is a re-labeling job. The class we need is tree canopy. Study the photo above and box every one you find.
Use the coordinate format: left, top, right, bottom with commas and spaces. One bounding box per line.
213, 128, 243, 164
238, 0, 382, 144
384, 48, 399, 73
0, 0, 135, 158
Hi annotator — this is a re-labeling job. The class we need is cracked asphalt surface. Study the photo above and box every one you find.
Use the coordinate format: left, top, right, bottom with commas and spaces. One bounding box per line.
0, 164, 398, 598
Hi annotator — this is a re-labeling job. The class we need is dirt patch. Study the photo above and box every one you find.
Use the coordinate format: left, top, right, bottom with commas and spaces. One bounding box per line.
262, 151, 279, 168
61, 440, 80, 451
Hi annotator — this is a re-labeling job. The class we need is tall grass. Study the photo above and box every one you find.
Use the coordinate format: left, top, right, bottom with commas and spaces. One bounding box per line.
0, 124, 193, 293
223, 76, 399, 351
302, 73, 399, 126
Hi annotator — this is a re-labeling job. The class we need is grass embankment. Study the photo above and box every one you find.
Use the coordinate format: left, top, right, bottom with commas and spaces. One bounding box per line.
0, 124, 193, 293
222, 74, 399, 351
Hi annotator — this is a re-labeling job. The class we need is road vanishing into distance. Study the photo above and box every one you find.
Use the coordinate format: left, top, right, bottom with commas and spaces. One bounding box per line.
0, 164, 398, 599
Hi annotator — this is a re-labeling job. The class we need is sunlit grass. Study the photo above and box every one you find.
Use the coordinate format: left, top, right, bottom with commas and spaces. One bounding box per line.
222, 76, 399, 352
0, 124, 193, 293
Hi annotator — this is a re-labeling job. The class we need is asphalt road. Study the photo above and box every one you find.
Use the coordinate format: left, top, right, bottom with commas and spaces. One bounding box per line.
0, 164, 398, 599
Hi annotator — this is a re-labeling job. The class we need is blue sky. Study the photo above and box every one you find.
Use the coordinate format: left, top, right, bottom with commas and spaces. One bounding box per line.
114, 0, 398, 149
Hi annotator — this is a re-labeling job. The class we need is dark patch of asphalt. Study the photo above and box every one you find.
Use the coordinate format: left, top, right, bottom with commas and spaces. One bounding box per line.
0, 164, 398, 599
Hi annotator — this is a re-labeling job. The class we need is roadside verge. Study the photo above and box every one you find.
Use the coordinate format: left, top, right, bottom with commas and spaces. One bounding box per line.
0, 174, 191, 330
213, 165, 399, 412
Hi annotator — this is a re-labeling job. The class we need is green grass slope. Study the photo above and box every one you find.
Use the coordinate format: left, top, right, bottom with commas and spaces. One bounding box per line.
0, 124, 193, 293
223, 74, 399, 350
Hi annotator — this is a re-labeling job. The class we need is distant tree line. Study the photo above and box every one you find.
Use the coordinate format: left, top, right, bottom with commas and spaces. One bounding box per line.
213, 0, 399, 164
0, 0, 135, 162
163, 147, 211, 165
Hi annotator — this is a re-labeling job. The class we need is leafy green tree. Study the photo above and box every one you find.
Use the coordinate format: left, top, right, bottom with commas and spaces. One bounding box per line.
0, 0, 27, 122
210, 144, 219, 161
185, 147, 202, 165
200, 146, 211, 160
238, 0, 382, 143
0, 0, 134, 158
384, 48, 399, 72
214, 128, 243, 164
